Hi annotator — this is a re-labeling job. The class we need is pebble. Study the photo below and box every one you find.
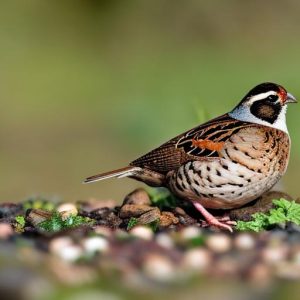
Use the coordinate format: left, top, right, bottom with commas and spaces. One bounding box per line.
27, 209, 52, 227
137, 207, 160, 225
130, 226, 154, 240
156, 233, 174, 249
234, 233, 255, 250
159, 211, 179, 228
82, 236, 109, 254
119, 204, 154, 218
49, 237, 74, 254
0, 223, 14, 239
206, 234, 232, 253
180, 226, 202, 240
123, 188, 151, 206
143, 254, 175, 282
49, 237, 82, 262
261, 245, 288, 264
182, 248, 211, 271
57, 203, 78, 220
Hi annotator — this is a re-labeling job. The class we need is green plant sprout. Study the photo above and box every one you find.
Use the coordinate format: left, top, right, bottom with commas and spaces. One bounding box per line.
236, 198, 300, 232
38, 212, 95, 232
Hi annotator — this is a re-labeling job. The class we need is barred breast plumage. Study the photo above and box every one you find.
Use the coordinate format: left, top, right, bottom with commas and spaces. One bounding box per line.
168, 126, 290, 209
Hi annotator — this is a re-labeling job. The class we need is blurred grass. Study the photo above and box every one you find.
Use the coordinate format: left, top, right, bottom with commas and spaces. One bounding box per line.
0, 0, 300, 202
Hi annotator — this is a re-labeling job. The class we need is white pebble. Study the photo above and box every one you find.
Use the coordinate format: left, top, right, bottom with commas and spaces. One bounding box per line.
57, 245, 83, 262
49, 237, 74, 254
261, 246, 288, 264
130, 226, 153, 240
0, 223, 13, 239
156, 233, 174, 249
143, 254, 175, 282
82, 236, 109, 254
49, 237, 83, 262
206, 234, 231, 253
234, 233, 255, 250
180, 226, 202, 240
183, 248, 211, 271
57, 203, 78, 220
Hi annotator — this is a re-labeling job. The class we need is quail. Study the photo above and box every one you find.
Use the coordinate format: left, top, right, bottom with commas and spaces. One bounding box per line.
84, 82, 297, 231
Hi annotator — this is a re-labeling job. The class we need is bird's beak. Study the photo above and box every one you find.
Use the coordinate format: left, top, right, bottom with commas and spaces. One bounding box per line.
286, 93, 297, 104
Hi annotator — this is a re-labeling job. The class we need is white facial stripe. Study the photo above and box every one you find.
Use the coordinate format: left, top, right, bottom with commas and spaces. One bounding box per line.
247, 91, 278, 105
229, 105, 288, 134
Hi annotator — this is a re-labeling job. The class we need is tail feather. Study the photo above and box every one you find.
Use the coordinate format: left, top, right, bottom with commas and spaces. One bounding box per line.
83, 166, 142, 184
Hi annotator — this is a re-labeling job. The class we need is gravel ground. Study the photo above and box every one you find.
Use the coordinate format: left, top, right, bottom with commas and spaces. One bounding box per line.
0, 189, 300, 300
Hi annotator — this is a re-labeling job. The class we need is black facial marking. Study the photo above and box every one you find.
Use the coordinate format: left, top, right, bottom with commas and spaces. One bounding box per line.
250, 100, 282, 124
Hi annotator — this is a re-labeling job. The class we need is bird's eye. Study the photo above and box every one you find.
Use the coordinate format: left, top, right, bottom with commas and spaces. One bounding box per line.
267, 94, 278, 102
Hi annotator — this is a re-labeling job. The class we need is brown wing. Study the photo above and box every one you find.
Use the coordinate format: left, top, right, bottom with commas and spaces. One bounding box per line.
130, 114, 252, 173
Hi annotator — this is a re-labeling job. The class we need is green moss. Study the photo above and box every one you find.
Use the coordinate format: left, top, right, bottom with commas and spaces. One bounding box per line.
148, 188, 178, 210
236, 198, 300, 232
15, 215, 26, 233
38, 212, 95, 232
127, 217, 138, 230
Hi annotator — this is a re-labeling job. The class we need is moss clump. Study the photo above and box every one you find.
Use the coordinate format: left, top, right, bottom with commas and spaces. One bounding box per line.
127, 217, 138, 230
236, 198, 300, 232
148, 188, 178, 210
38, 212, 95, 232
14, 215, 26, 233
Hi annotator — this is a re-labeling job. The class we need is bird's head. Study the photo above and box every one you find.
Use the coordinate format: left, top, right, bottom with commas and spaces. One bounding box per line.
229, 82, 297, 133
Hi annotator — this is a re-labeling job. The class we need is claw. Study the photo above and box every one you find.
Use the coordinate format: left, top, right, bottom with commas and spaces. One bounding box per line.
192, 201, 236, 233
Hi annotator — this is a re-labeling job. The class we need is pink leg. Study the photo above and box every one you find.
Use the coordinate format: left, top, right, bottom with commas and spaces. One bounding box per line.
192, 202, 236, 233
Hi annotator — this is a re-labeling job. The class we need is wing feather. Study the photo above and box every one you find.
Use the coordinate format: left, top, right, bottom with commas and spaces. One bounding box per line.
130, 114, 252, 173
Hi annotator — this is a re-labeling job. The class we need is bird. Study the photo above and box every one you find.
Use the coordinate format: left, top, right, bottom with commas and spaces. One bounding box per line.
84, 82, 297, 232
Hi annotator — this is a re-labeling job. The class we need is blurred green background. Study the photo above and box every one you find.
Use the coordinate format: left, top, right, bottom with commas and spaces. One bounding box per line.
0, 0, 299, 203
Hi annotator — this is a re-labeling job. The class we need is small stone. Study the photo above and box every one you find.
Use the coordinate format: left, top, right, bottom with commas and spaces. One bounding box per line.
57, 245, 83, 262
156, 233, 174, 249
206, 234, 231, 253
143, 254, 175, 282
57, 203, 78, 220
123, 188, 151, 206
159, 211, 179, 228
234, 233, 255, 250
137, 207, 160, 225
49, 237, 82, 262
183, 248, 211, 271
130, 226, 154, 240
49, 237, 73, 254
119, 204, 154, 218
0, 223, 14, 239
27, 209, 52, 227
180, 226, 202, 240
93, 226, 112, 237
261, 245, 288, 264
82, 236, 109, 254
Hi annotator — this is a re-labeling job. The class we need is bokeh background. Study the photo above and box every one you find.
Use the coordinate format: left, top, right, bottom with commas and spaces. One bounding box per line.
1, 0, 300, 203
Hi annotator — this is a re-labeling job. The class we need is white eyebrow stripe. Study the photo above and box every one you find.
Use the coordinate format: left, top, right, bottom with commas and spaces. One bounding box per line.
247, 91, 278, 105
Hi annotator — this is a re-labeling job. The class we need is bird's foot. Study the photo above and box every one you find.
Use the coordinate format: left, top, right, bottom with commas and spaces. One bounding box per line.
192, 201, 236, 233
200, 216, 236, 232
